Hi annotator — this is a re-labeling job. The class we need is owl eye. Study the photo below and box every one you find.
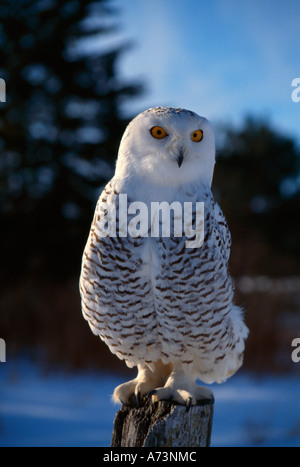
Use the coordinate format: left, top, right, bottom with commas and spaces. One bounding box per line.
191, 130, 203, 142
150, 126, 168, 139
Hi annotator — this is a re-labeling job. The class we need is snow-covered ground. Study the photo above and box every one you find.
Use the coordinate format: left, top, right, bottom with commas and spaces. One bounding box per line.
0, 359, 299, 447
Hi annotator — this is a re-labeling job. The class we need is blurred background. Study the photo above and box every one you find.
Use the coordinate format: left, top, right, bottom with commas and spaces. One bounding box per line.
0, 0, 300, 447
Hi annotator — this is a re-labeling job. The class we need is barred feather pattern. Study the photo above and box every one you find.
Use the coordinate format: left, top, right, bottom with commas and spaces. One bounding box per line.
80, 179, 248, 384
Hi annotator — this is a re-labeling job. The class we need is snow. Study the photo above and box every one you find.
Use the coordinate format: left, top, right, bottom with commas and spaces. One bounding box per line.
0, 359, 300, 447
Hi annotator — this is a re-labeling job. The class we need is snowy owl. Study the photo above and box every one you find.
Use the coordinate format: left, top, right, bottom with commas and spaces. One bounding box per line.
80, 107, 249, 407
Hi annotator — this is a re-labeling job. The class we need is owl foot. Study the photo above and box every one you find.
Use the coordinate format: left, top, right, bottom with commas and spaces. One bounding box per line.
113, 377, 158, 406
148, 385, 213, 407
148, 367, 214, 408
112, 362, 171, 405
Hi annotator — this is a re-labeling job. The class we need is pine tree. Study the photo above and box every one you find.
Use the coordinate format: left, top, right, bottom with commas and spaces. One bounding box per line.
213, 118, 300, 275
0, 0, 142, 281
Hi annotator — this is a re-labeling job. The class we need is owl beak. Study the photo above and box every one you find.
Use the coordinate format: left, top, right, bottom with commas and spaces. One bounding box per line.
176, 148, 184, 168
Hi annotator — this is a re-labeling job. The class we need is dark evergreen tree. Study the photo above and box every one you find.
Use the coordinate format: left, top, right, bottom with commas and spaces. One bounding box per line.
213, 118, 300, 276
0, 0, 142, 282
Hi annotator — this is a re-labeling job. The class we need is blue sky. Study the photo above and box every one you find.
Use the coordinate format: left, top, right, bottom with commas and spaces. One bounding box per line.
104, 0, 300, 145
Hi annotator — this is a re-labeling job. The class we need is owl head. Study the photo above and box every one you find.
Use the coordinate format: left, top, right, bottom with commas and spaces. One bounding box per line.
115, 107, 216, 189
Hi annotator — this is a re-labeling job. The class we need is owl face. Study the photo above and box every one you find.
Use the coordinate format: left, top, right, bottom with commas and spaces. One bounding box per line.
115, 107, 216, 188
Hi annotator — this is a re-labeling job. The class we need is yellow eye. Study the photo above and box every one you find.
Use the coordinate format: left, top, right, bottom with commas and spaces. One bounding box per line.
150, 126, 168, 139
191, 129, 203, 142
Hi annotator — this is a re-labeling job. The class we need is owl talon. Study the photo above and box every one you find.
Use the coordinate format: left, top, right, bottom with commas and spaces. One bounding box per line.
147, 390, 157, 399
135, 391, 141, 406
186, 397, 193, 412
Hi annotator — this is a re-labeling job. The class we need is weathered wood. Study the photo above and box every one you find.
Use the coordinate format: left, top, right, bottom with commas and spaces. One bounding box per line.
111, 395, 214, 447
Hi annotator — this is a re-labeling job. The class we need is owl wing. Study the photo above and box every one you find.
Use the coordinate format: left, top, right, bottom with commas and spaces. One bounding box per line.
79, 179, 159, 368
211, 197, 232, 267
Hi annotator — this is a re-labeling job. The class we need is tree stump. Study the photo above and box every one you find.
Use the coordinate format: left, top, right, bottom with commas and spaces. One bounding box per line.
111, 395, 214, 447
